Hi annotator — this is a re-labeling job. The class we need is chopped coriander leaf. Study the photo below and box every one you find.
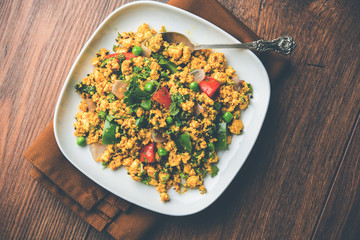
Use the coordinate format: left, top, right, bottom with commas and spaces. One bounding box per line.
247, 83, 253, 94
106, 115, 115, 122
175, 133, 192, 153
158, 57, 178, 74
102, 161, 109, 169
161, 72, 169, 79
161, 173, 170, 182
169, 102, 180, 116
135, 116, 145, 127
175, 120, 182, 128
128, 107, 135, 114
211, 165, 219, 177
133, 66, 142, 73
98, 110, 107, 120
214, 101, 221, 111
171, 92, 183, 104
100, 57, 114, 67
75, 83, 96, 95
166, 130, 175, 135
117, 53, 126, 62
141, 175, 151, 185
108, 92, 116, 103
179, 172, 188, 179
123, 77, 151, 106
169, 92, 183, 116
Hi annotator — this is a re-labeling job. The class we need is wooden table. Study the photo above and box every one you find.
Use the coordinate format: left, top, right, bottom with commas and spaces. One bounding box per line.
1, 0, 359, 239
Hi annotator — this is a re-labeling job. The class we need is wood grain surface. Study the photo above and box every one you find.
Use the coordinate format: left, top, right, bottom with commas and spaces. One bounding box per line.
1, 0, 359, 239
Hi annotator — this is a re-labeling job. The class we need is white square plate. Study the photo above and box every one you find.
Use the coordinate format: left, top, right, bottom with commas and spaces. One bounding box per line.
54, 1, 270, 216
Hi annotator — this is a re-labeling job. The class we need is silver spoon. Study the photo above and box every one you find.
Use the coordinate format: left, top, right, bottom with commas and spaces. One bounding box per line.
142, 32, 296, 56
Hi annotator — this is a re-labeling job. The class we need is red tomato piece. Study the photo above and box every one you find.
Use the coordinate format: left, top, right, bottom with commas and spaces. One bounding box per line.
199, 77, 221, 98
105, 53, 119, 59
152, 87, 172, 109
140, 142, 156, 163
124, 52, 136, 60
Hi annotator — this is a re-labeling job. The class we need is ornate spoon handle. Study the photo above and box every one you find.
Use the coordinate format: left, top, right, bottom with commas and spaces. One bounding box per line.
195, 36, 296, 55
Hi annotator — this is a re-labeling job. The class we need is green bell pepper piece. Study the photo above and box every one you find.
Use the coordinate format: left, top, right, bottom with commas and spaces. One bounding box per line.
100, 57, 114, 67
102, 119, 120, 144
140, 99, 152, 110
215, 122, 227, 150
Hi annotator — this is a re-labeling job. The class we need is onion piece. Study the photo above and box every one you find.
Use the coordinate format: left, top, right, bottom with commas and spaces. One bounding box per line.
89, 143, 107, 162
141, 43, 151, 58
85, 98, 96, 111
233, 75, 245, 90
111, 80, 129, 99
151, 130, 166, 143
190, 69, 205, 83
194, 103, 204, 116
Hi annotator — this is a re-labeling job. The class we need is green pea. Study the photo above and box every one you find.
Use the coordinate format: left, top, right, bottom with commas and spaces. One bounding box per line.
140, 99, 152, 111
132, 46, 143, 56
222, 111, 233, 123
207, 142, 215, 151
166, 116, 173, 124
98, 110, 106, 120
76, 136, 86, 146
144, 82, 156, 93
158, 148, 168, 157
189, 82, 199, 91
